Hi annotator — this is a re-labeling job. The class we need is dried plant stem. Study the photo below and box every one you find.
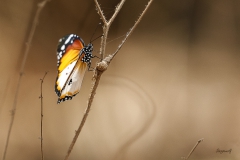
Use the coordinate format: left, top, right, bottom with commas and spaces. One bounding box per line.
95, 0, 126, 59
39, 72, 48, 160
64, 66, 105, 160
2, 75, 22, 160
63, 0, 153, 159
111, 0, 153, 60
0, 78, 10, 116
183, 138, 204, 160
2, 1, 49, 160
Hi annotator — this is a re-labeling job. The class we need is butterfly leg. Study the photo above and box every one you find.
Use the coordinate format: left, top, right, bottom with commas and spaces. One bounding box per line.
92, 55, 102, 61
87, 63, 95, 71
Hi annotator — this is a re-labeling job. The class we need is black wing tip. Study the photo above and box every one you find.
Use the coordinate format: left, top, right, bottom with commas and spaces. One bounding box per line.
57, 95, 74, 104
55, 86, 61, 97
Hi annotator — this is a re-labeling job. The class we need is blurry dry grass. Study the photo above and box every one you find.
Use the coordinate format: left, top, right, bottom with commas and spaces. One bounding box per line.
2, 1, 50, 159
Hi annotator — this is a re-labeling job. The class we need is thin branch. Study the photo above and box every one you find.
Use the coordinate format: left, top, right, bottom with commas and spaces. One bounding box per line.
2, 1, 50, 160
182, 138, 204, 160
110, 0, 153, 60
63, 0, 153, 159
39, 72, 48, 160
20, 0, 50, 74
0, 78, 10, 116
107, 0, 126, 26
94, 0, 107, 59
2, 75, 22, 160
94, 0, 107, 25
95, 0, 126, 59
63, 65, 106, 160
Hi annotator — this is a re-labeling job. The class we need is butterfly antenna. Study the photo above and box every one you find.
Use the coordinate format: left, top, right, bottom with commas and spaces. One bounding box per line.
91, 34, 104, 43
90, 22, 102, 43
106, 34, 126, 45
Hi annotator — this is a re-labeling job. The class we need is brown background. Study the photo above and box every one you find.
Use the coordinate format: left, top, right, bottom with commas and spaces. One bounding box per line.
0, 0, 240, 159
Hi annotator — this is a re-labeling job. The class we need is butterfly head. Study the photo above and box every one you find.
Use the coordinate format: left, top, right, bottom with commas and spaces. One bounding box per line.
85, 43, 93, 52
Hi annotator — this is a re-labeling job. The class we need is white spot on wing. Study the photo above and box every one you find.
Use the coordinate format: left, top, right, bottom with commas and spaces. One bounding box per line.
61, 45, 65, 50
65, 34, 73, 44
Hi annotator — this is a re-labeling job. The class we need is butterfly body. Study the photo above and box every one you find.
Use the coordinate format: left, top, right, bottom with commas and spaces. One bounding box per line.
55, 34, 94, 104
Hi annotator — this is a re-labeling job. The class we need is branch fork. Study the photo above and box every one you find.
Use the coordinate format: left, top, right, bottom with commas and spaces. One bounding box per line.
64, 0, 153, 159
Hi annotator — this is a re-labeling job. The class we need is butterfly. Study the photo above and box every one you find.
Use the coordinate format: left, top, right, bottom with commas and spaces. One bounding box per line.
55, 34, 95, 104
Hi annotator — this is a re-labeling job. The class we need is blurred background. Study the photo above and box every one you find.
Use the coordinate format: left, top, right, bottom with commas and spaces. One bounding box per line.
0, 0, 240, 159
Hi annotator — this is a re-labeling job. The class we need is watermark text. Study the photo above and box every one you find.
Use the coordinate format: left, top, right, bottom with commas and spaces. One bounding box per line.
216, 148, 232, 154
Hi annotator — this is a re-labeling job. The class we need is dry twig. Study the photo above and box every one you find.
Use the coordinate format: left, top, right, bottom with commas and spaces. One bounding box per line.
2, 1, 50, 160
64, 0, 153, 159
182, 138, 204, 159
39, 72, 48, 160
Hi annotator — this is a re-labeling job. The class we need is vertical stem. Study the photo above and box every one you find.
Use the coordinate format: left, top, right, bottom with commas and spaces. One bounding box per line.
100, 26, 109, 59
40, 81, 43, 160
40, 72, 47, 160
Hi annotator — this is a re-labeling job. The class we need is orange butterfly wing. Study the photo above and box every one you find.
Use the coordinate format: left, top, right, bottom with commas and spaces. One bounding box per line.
55, 34, 87, 103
